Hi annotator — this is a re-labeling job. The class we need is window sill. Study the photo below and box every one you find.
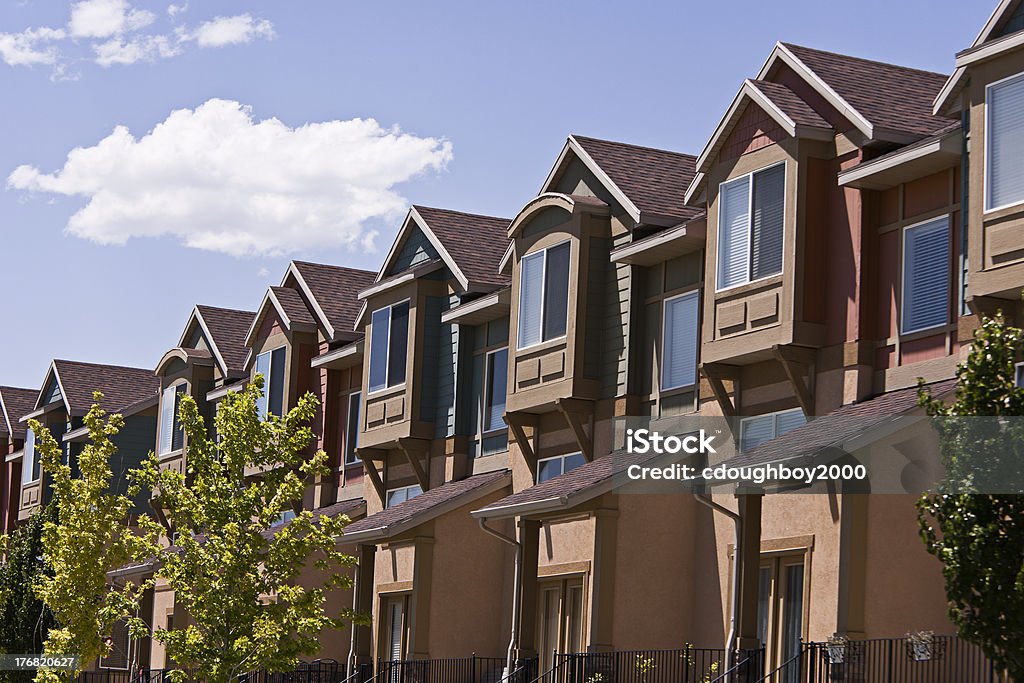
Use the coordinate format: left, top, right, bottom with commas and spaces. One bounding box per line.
367, 383, 406, 399
515, 335, 568, 357
983, 199, 1024, 221
158, 448, 185, 460
714, 273, 783, 299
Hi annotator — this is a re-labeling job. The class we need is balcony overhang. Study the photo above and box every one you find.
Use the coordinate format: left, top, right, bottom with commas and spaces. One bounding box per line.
440, 288, 511, 326
838, 127, 962, 191
610, 216, 707, 266
311, 339, 363, 370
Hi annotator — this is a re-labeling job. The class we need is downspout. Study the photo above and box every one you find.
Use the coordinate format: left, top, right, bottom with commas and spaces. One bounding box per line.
346, 543, 363, 678
478, 518, 522, 678
695, 493, 743, 656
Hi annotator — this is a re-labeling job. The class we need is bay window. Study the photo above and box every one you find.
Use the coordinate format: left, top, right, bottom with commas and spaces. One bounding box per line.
518, 242, 571, 348
369, 301, 410, 393
717, 163, 786, 289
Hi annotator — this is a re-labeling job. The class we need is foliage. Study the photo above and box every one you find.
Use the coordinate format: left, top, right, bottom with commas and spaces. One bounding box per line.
132, 378, 361, 683
0, 504, 58, 683
29, 394, 155, 683
917, 313, 1024, 679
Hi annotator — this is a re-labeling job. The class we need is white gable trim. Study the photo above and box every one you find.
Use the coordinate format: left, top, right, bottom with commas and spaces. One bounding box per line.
0, 391, 11, 437
184, 307, 231, 378
283, 263, 337, 340
36, 362, 71, 415
374, 208, 471, 292
243, 289, 300, 349
540, 136, 642, 223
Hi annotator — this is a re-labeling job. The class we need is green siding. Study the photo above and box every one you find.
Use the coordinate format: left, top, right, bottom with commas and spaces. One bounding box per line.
390, 225, 439, 275
997, 4, 1024, 37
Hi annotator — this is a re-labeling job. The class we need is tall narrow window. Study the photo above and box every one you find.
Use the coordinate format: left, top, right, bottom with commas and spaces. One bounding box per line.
484, 348, 508, 432
518, 242, 571, 348
159, 384, 187, 455
661, 291, 700, 390
369, 301, 410, 393
901, 217, 950, 334
21, 427, 38, 484
345, 392, 361, 466
255, 346, 286, 419
986, 72, 1024, 211
718, 164, 786, 289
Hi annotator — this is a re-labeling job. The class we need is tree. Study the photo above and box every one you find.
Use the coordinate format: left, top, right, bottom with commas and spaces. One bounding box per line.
0, 504, 58, 683
918, 313, 1024, 679
132, 378, 361, 683
29, 394, 155, 682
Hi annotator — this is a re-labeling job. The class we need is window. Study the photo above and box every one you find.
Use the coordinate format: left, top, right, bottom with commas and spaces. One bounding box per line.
537, 452, 585, 483
902, 217, 950, 335
740, 408, 806, 452
21, 427, 39, 484
159, 384, 187, 455
484, 348, 508, 433
345, 392, 361, 466
717, 163, 786, 290
385, 484, 422, 508
369, 301, 410, 393
986, 72, 1024, 211
274, 509, 296, 526
255, 346, 286, 419
1016, 362, 1024, 388
518, 242, 571, 348
100, 619, 131, 670
661, 291, 700, 390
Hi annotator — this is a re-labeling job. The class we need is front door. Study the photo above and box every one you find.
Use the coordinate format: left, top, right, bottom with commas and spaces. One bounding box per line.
757, 557, 806, 682
537, 577, 585, 675
384, 595, 407, 670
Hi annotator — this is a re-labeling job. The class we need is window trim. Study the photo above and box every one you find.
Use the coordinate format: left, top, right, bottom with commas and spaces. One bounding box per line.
368, 299, 411, 396
517, 240, 572, 351
385, 483, 423, 508
899, 215, 952, 336
660, 289, 701, 392
984, 70, 1024, 214
344, 391, 362, 466
739, 408, 806, 453
715, 161, 788, 294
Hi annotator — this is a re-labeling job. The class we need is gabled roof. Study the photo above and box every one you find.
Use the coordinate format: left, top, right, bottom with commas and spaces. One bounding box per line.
543, 135, 701, 224
31, 360, 160, 418
180, 305, 255, 377
243, 286, 317, 350
0, 386, 37, 440
285, 261, 376, 342
342, 470, 510, 542
375, 206, 511, 294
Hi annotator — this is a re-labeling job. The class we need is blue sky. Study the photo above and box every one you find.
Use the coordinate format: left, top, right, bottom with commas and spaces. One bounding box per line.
0, 0, 993, 391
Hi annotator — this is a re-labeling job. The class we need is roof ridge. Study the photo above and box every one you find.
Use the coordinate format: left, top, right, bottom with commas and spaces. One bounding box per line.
412, 205, 511, 222
780, 42, 948, 79
291, 260, 377, 275
571, 134, 698, 161
54, 359, 153, 373
196, 303, 256, 316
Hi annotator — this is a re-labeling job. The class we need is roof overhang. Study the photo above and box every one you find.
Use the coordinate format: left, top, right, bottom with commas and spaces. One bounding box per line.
440, 288, 511, 326
935, 28, 1024, 116
5, 449, 23, 464
342, 471, 511, 543
311, 339, 364, 370
19, 400, 65, 423
838, 127, 962, 190
541, 135, 643, 222
507, 193, 609, 239
206, 380, 246, 403
610, 217, 707, 266
470, 469, 618, 521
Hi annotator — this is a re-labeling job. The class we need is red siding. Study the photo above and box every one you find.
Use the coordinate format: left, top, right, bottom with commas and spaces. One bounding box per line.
721, 103, 786, 161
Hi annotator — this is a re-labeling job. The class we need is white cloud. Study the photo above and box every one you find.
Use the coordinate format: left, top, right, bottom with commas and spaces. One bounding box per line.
8, 99, 454, 257
0, 26, 66, 67
93, 33, 180, 66
186, 14, 274, 48
69, 0, 155, 39
167, 3, 188, 18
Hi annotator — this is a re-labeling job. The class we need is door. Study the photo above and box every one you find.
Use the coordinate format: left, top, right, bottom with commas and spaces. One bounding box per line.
756, 556, 806, 681
537, 577, 586, 675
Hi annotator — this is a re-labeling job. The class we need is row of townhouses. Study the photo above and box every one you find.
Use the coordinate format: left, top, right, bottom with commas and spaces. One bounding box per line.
2, 0, 1024, 679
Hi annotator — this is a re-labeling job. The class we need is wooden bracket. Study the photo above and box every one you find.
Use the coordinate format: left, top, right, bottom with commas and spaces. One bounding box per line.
397, 438, 431, 491
772, 345, 815, 417
356, 447, 387, 501
505, 411, 538, 477
701, 363, 740, 417
555, 398, 594, 462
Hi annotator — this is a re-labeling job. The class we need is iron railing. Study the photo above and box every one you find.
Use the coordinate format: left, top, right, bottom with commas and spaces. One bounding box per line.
80, 661, 347, 683
369, 655, 508, 683
531, 648, 764, 683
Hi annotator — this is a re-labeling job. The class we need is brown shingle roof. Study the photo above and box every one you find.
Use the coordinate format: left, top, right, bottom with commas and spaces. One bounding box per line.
727, 378, 958, 468
0, 387, 37, 439
412, 206, 512, 289
291, 261, 376, 341
262, 497, 367, 539
344, 470, 509, 540
195, 305, 254, 375
51, 360, 160, 415
270, 287, 317, 328
571, 135, 701, 222
473, 456, 620, 518
781, 43, 952, 137
749, 80, 831, 128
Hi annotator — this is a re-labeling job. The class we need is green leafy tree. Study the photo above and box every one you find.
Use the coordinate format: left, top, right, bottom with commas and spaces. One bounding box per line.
918, 313, 1024, 679
132, 378, 360, 683
29, 394, 155, 682
0, 504, 58, 683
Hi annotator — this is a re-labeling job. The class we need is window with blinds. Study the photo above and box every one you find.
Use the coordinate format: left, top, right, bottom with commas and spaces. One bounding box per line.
740, 408, 806, 452
159, 384, 187, 454
484, 347, 508, 432
21, 427, 38, 484
717, 163, 786, 289
368, 301, 410, 393
255, 346, 286, 418
661, 291, 700, 390
518, 242, 571, 348
901, 217, 950, 335
986, 72, 1024, 211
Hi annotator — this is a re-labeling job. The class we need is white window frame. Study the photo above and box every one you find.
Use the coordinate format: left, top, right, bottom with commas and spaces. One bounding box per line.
255, 345, 287, 419
22, 427, 39, 484
385, 484, 422, 508
368, 299, 410, 395
482, 346, 509, 436
900, 215, 951, 336
660, 290, 701, 391
984, 70, 1024, 214
344, 391, 361, 466
715, 161, 787, 293
536, 452, 585, 483
517, 240, 571, 350
739, 408, 806, 453
158, 383, 187, 456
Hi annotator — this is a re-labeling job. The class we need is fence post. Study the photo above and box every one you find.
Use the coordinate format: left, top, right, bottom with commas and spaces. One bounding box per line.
887, 638, 894, 683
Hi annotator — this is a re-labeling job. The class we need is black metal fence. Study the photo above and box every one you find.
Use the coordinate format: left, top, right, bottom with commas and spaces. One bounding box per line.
79, 660, 347, 683
368, 656, 508, 683
532, 648, 765, 683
